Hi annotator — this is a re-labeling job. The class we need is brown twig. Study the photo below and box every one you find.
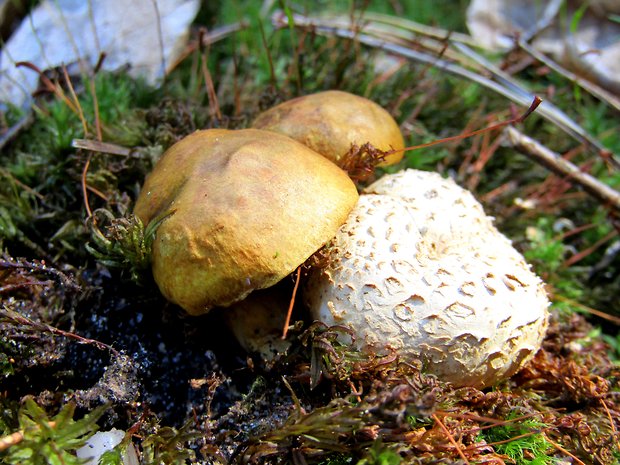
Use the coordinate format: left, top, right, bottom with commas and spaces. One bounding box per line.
15, 62, 76, 112
599, 398, 620, 453
386, 97, 541, 157
550, 290, 620, 325
81, 153, 93, 219
89, 79, 102, 142
273, 12, 616, 160
563, 230, 619, 267
282, 267, 301, 340
0, 113, 33, 152
504, 126, 620, 213
0, 421, 56, 452
198, 28, 222, 121
169, 23, 247, 73
61, 66, 89, 137
1, 308, 119, 357
431, 413, 471, 465
517, 39, 620, 114
542, 433, 587, 465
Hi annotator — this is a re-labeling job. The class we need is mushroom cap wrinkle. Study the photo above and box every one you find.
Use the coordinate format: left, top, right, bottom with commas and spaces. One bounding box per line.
135, 128, 359, 315
252, 90, 405, 166
305, 170, 549, 388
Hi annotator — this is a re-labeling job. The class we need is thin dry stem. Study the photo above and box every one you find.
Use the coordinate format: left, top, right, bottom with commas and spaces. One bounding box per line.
563, 230, 619, 267
550, 291, 620, 325
61, 66, 89, 137
431, 413, 471, 465
384, 96, 541, 158
1, 308, 120, 357
81, 153, 93, 219
0, 422, 57, 452
71, 139, 131, 156
599, 399, 620, 454
282, 267, 301, 340
542, 433, 587, 465
505, 126, 620, 213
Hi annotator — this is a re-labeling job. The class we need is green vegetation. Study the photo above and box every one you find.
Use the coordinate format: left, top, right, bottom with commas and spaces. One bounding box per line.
481, 415, 553, 465
0, 399, 105, 465
0, 0, 619, 464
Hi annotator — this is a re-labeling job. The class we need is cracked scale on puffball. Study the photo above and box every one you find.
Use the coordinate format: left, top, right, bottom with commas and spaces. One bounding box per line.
305, 169, 549, 389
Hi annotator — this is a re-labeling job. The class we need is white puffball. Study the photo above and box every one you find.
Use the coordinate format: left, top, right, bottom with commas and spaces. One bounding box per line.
306, 170, 549, 388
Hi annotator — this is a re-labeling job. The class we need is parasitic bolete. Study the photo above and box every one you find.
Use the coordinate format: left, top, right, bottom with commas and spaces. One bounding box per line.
134, 128, 358, 315
252, 90, 405, 166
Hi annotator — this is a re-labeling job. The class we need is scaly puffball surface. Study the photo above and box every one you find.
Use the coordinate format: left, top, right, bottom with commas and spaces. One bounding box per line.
305, 169, 549, 388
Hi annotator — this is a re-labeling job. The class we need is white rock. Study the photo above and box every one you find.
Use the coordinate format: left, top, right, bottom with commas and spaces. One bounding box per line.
0, 0, 200, 108
305, 170, 549, 388
76, 429, 139, 465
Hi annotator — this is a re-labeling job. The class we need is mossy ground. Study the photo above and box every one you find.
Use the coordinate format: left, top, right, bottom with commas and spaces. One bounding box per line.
1, 1, 619, 464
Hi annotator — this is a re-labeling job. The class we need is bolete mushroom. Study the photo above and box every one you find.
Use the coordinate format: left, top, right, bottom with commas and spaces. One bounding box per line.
134, 128, 358, 315
305, 169, 549, 388
222, 287, 292, 360
252, 90, 405, 166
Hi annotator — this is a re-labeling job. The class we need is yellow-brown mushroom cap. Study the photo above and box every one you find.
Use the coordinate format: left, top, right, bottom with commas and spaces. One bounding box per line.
252, 90, 405, 166
134, 128, 359, 315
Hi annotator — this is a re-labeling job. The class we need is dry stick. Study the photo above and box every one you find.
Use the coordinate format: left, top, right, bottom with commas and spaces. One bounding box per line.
81, 78, 104, 221
0, 422, 57, 452
516, 40, 620, 114
0, 281, 51, 293
81, 154, 93, 219
542, 434, 586, 465
452, 41, 618, 169
431, 413, 471, 465
89, 79, 103, 142
258, 18, 278, 89
385, 97, 541, 157
1, 308, 120, 357
599, 398, 620, 453
550, 291, 620, 325
466, 428, 552, 451
62, 66, 89, 137
274, 12, 616, 162
199, 29, 222, 121
563, 230, 619, 267
434, 409, 549, 429
149, 0, 166, 79
0, 168, 45, 200
0, 113, 33, 152
282, 267, 302, 340
15, 62, 77, 113
169, 23, 247, 72
72, 139, 131, 156
504, 126, 620, 213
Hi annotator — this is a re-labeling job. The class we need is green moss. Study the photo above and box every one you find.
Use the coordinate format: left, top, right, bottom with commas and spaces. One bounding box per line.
480, 414, 553, 465
0, 399, 105, 465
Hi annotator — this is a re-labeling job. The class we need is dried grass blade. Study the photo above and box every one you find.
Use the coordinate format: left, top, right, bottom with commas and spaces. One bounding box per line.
72, 138, 131, 156
504, 126, 620, 212
516, 40, 620, 113
275, 12, 617, 163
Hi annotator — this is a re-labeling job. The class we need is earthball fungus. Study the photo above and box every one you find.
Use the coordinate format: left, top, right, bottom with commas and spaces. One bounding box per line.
134, 128, 358, 315
252, 90, 405, 166
305, 169, 549, 388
